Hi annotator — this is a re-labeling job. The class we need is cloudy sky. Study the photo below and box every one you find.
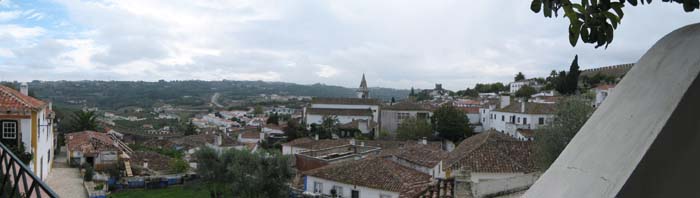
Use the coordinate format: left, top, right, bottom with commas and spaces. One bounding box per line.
0, 0, 698, 90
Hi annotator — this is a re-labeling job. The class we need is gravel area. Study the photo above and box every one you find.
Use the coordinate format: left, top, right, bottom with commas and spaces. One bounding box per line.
46, 147, 88, 198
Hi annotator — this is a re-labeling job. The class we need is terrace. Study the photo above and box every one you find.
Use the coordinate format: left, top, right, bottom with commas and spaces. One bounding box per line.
0, 142, 58, 198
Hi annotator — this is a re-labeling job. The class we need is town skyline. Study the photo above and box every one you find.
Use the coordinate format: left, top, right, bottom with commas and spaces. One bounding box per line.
1, 1, 699, 90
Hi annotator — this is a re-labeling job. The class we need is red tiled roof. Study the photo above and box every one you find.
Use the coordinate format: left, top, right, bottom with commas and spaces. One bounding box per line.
282, 138, 348, 150
380, 143, 447, 167
595, 84, 616, 90
459, 107, 480, 114
496, 101, 556, 114
65, 131, 117, 155
0, 85, 47, 112
304, 157, 431, 197
240, 131, 261, 139
306, 108, 373, 116
444, 131, 534, 173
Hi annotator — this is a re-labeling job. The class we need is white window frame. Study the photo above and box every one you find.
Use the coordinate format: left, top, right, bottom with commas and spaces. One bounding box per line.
2, 122, 17, 139
313, 181, 323, 194
332, 185, 344, 197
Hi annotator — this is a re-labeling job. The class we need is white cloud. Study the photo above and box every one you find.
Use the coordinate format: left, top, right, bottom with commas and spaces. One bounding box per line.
315, 64, 339, 78
0, 24, 44, 39
0, 1, 698, 89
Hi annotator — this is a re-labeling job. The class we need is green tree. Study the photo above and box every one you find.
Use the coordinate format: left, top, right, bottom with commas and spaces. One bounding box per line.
515, 72, 526, 81
396, 117, 433, 140
194, 147, 294, 198
84, 166, 95, 181
69, 110, 99, 132
316, 115, 340, 139
170, 158, 189, 174
283, 119, 307, 141
565, 55, 582, 94
266, 113, 279, 125
253, 105, 264, 116
531, 0, 699, 48
432, 104, 473, 142
533, 97, 594, 170
515, 85, 538, 98
183, 120, 197, 136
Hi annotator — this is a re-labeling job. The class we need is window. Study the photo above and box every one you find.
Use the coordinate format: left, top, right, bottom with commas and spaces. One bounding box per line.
523, 118, 527, 125
332, 185, 344, 197
501, 115, 504, 121
2, 121, 17, 139
351, 190, 360, 198
313, 182, 323, 193
539, 117, 545, 125
380, 194, 392, 198
397, 113, 410, 120
517, 117, 520, 123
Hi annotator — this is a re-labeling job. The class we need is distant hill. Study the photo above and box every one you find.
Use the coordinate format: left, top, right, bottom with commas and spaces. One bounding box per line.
4, 80, 408, 110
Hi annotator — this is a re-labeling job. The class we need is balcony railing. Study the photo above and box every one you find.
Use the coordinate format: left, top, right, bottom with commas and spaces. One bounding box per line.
0, 142, 58, 198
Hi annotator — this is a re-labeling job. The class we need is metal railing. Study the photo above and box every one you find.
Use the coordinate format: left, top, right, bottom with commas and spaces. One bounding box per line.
0, 142, 58, 198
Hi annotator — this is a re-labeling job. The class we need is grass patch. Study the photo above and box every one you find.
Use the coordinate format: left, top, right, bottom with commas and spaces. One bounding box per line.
111, 186, 209, 198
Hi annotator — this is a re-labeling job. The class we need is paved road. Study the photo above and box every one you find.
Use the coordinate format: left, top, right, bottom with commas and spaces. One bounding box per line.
211, 92, 224, 108
46, 147, 88, 198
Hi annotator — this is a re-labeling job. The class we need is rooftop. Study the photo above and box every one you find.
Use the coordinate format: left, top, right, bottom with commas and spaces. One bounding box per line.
496, 101, 556, 115
65, 131, 117, 155
444, 131, 534, 173
0, 85, 47, 112
306, 108, 373, 116
382, 102, 432, 111
304, 157, 431, 197
380, 143, 448, 167
311, 97, 381, 105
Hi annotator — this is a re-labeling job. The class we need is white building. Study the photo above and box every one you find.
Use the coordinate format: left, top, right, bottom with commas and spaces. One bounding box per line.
303, 157, 431, 198
593, 84, 616, 108
485, 96, 555, 140
509, 79, 542, 93
0, 83, 55, 180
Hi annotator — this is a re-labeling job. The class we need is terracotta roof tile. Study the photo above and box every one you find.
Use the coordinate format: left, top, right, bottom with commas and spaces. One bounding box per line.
306, 108, 373, 116
380, 144, 448, 167
445, 131, 534, 173
65, 131, 117, 155
0, 85, 46, 112
304, 157, 431, 197
496, 102, 556, 114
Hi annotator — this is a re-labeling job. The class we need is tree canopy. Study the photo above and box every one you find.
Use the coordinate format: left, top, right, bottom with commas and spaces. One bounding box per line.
515, 85, 538, 98
69, 110, 99, 132
396, 117, 433, 140
533, 97, 594, 170
432, 104, 473, 142
515, 72, 526, 81
531, 0, 699, 48
194, 147, 294, 198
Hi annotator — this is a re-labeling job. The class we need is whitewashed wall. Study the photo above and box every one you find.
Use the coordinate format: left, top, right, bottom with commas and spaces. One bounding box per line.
304, 176, 400, 198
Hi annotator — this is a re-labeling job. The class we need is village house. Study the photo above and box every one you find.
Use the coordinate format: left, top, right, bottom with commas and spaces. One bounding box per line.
0, 83, 55, 180
485, 95, 556, 140
302, 157, 431, 198
65, 131, 120, 170
509, 79, 542, 93
379, 102, 432, 136
379, 140, 448, 179
443, 131, 534, 182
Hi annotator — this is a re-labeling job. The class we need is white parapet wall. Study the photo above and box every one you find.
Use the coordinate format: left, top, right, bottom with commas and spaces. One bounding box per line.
524, 23, 700, 198
472, 173, 539, 198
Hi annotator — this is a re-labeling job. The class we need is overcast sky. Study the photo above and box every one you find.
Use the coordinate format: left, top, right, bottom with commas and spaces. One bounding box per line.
0, 0, 698, 90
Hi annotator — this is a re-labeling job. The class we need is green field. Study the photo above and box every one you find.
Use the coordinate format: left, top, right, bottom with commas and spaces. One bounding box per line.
111, 186, 209, 198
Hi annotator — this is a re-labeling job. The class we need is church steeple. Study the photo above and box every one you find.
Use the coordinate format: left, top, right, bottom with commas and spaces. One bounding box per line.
357, 73, 369, 99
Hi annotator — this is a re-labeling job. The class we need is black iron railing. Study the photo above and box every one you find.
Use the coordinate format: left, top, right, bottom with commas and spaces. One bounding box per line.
0, 142, 58, 198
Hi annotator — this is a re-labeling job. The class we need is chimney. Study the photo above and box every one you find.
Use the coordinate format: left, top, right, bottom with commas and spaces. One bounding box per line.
360, 142, 365, 146
421, 137, 428, 145
500, 95, 510, 108
521, 101, 525, 113
143, 160, 149, 168
20, 82, 28, 96
314, 134, 319, 141
259, 132, 265, 142
350, 138, 356, 145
